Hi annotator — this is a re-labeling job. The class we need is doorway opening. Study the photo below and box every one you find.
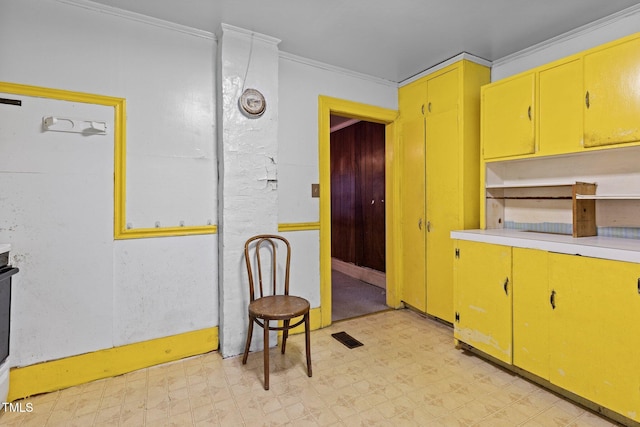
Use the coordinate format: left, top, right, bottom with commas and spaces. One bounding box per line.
318, 96, 399, 328
330, 115, 388, 321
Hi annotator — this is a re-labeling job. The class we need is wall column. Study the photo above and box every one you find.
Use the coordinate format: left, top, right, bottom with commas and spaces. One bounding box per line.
217, 24, 280, 357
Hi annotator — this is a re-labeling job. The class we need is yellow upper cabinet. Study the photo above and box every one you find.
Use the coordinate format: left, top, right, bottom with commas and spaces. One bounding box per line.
483, 32, 640, 160
538, 59, 583, 154
425, 68, 458, 115
482, 73, 535, 159
399, 79, 427, 119
584, 36, 640, 148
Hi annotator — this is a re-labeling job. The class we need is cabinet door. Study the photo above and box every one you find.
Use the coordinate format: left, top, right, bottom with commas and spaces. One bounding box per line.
512, 248, 549, 380
482, 73, 535, 159
549, 253, 640, 422
584, 37, 640, 147
453, 240, 512, 363
538, 59, 583, 155
399, 80, 427, 119
400, 115, 426, 311
425, 70, 459, 322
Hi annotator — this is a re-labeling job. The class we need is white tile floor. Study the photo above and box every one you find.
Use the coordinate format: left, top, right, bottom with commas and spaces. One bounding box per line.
0, 309, 622, 426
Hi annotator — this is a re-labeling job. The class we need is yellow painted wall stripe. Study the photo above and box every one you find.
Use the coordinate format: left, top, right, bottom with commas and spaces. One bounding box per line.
278, 222, 320, 232
8, 327, 218, 402
118, 225, 217, 239
0, 81, 217, 240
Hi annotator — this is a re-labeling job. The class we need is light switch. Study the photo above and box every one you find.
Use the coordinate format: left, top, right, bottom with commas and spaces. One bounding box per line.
311, 184, 320, 198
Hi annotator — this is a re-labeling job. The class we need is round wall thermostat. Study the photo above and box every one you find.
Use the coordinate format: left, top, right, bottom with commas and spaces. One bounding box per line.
239, 88, 266, 117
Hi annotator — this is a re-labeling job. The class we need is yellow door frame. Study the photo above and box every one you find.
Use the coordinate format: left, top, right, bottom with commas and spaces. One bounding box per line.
318, 96, 400, 327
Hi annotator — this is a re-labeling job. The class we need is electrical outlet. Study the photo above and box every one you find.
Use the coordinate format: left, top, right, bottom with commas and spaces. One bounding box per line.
311, 184, 320, 198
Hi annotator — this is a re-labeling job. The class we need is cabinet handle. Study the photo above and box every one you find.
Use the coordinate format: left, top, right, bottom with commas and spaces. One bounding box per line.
550, 290, 556, 309
426, 221, 431, 232
527, 106, 532, 121
585, 91, 590, 109
637, 278, 640, 295
418, 218, 422, 230
421, 104, 425, 115
503, 277, 509, 295
428, 102, 432, 113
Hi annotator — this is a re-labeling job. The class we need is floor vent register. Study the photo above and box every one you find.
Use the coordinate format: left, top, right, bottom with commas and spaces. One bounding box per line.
331, 331, 363, 349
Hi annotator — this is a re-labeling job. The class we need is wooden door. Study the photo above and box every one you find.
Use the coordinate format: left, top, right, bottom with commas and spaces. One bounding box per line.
330, 121, 386, 272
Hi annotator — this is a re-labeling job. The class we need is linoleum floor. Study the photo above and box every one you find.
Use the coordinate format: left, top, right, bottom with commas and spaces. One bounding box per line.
0, 309, 620, 426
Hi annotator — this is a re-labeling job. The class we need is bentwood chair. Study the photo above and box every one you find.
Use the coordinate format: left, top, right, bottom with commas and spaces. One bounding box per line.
242, 234, 312, 390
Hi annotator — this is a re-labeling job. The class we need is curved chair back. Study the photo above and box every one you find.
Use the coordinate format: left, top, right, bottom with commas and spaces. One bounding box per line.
244, 234, 291, 302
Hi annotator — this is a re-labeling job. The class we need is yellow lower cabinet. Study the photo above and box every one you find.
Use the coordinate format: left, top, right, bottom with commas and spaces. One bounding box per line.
549, 253, 640, 423
453, 240, 512, 364
512, 248, 550, 380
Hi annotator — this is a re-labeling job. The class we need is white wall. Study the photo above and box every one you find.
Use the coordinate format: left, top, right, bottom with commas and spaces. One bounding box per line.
0, 96, 115, 365
277, 55, 397, 307
217, 25, 280, 357
0, 0, 398, 368
492, 6, 640, 80
0, 0, 217, 367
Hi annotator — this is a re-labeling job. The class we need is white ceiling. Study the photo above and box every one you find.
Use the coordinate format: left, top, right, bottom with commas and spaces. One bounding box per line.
88, 0, 640, 83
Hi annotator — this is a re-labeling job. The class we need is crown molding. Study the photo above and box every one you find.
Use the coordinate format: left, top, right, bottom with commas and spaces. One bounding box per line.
399, 52, 492, 87
56, 0, 215, 40
279, 51, 398, 88
219, 23, 281, 46
492, 3, 640, 69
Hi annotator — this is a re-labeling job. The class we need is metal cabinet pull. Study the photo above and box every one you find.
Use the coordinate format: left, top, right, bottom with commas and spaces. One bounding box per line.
527, 106, 532, 121
418, 218, 422, 230
428, 102, 432, 113
550, 290, 556, 309
426, 221, 431, 232
585, 91, 590, 109
503, 277, 509, 295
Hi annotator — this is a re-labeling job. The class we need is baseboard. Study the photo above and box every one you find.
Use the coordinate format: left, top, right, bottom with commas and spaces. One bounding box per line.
331, 258, 386, 289
8, 326, 218, 401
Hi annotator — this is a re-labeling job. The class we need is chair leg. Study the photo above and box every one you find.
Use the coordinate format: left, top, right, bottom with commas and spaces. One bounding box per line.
263, 319, 270, 390
304, 313, 312, 377
281, 319, 290, 354
242, 316, 254, 365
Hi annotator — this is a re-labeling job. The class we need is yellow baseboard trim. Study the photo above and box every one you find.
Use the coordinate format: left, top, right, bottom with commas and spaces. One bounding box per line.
8, 326, 218, 402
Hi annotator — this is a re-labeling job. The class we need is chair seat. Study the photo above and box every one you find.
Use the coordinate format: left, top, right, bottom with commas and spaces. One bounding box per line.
249, 295, 310, 320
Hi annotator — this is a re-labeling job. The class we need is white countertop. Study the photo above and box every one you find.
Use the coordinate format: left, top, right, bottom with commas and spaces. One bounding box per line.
450, 229, 640, 264
0, 244, 10, 254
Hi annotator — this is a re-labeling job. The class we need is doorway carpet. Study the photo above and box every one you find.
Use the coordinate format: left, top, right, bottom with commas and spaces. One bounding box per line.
332, 269, 389, 322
